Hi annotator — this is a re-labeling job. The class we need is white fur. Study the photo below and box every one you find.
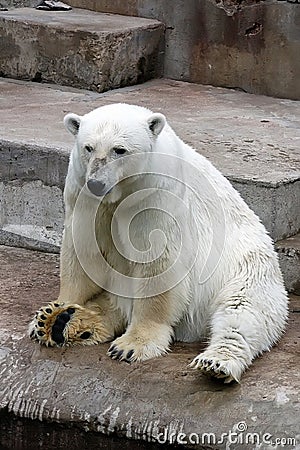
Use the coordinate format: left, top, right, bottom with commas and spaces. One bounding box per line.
62, 103, 288, 382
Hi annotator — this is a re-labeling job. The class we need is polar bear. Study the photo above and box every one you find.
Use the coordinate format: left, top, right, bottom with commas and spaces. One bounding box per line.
29, 103, 288, 383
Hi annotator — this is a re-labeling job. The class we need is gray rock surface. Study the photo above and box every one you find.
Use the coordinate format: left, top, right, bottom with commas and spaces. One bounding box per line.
0, 245, 299, 449
0, 8, 164, 91
276, 233, 300, 294
66, 0, 300, 100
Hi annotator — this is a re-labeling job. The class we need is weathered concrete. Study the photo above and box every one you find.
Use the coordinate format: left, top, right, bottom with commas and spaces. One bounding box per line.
1, 78, 299, 244
67, 0, 300, 100
0, 0, 32, 7
276, 233, 300, 295
0, 245, 299, 449
0, 226, 61, 253
0, 7, 164, 91
0, 413, 176, 450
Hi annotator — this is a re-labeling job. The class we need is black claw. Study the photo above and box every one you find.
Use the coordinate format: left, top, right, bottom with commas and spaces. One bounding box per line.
220, 370, 226, 375
67, 307, 75, 314
54, 303, 60, 307
207, 359, 213, 365
80, 331, 92, 340
38, 321, 44, 327
126, 349, 134, 360
30, 330, 35, 338
116, 350, 124, 360
45, 308, 52, 314
215, 362, 220, 368
110, 349, 119, 357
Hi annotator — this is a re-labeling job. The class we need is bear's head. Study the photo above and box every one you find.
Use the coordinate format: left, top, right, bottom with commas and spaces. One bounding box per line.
64, 103, 166, 202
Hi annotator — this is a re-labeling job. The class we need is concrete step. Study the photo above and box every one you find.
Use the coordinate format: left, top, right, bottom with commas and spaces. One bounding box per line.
275, 233, 300, 295
0, 245, 299, 449
0, 7, 164, 91
0, 77, 299, 289
2, 1, 300, 100
1, 77, 299, 234
66, 0, 300, 100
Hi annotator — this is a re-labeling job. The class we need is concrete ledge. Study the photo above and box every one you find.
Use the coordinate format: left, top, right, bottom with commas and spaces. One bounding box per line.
276, 233, 300, 295
66, 0, 300, 100
0, 8, 164, 91
0, 245, 299, 449
0, 411, 176, 450
1, 78, 299, 242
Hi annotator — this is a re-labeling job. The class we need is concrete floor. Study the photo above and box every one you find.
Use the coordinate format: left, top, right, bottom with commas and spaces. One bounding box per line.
0, 245, 299, 449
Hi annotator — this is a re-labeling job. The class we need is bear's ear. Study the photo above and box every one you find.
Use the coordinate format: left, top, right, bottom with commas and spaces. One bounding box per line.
64, 113, 82, 136
147, 113, 166, 136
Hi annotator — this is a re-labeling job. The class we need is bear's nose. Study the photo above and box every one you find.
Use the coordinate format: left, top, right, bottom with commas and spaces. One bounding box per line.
87, 179, 108, 197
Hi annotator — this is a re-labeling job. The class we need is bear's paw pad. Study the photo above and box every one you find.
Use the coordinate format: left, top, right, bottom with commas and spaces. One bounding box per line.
189, 350, 242, 384
28, 302, 99, 347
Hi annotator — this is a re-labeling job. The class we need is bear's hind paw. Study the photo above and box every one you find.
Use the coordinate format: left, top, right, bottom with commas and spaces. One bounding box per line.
189, 350, 244, 384
29, 302, 111, 347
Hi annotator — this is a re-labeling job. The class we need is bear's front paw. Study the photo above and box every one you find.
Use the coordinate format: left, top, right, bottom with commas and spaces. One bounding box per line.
189, 350, 244, 384
107, 331, 170, 363
29, 302, 112, 347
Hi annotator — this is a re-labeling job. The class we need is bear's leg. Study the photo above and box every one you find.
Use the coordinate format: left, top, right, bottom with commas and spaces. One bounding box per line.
29, 227, 125, 346
189, 290, 287, 383
107, 293, 186, 362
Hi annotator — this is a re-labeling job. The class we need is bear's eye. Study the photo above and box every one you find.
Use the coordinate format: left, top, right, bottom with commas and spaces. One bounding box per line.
84, 145, 93, 153
113, 147, 127, 155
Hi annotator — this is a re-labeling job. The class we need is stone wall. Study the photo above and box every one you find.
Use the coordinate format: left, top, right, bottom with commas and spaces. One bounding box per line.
66, 0, 300, 100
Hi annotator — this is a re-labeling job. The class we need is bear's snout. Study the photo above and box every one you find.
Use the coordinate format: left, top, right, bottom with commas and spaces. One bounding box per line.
87, 179, 111, 197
